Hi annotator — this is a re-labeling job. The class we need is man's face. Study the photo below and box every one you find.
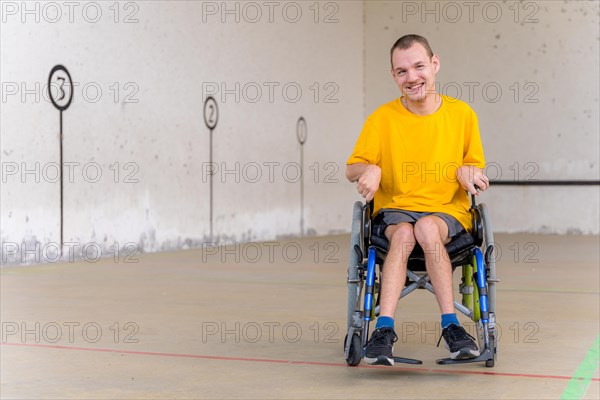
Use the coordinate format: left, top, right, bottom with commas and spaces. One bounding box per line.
390, 43, 440, 103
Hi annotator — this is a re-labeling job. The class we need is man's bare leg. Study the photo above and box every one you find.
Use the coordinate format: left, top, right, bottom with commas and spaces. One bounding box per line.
378, 222, 416, 317
363, 222, 416, 365
413, 216, 479, 359
413, 216, 453, 314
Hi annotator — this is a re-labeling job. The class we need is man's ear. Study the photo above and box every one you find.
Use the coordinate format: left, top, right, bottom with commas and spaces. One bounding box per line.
431, 54, 440, 74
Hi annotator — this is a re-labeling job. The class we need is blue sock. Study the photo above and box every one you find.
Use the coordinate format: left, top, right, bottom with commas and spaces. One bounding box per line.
441, 313, 459, 329
375, 316, 394, 330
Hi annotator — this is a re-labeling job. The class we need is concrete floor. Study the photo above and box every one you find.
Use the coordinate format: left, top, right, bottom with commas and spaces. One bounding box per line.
1, 233, 599, 399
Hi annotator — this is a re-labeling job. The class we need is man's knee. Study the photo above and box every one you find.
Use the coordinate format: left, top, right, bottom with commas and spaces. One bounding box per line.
414, 216, 446, 244
414, 217, 451, 263
386, 223, 416, 253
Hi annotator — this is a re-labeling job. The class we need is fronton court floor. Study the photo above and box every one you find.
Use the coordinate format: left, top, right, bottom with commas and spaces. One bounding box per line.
1, 233, 599, 399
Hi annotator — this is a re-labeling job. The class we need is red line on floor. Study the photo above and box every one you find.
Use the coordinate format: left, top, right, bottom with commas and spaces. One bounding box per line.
3, 342, 598, 382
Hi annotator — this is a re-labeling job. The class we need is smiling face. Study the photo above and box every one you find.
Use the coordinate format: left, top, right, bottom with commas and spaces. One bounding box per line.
390, 43, 440, 106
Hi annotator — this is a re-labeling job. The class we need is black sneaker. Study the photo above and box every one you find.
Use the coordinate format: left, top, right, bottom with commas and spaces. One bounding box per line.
364, 328, 397, 366
438, 324, 480, 360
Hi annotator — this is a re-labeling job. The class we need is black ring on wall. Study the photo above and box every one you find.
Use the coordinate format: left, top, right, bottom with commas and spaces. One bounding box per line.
204, 96, 219, 130
48, 65, 73, 111
297, 116, 307, 145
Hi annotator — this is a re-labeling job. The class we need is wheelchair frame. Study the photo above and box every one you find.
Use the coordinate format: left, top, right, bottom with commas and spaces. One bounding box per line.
344, 195, 498, 367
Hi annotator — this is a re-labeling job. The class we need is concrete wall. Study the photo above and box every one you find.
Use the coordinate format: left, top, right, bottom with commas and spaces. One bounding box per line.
2, 1, 598, 266
0, 1, 363, 264
364, 0, 599, 234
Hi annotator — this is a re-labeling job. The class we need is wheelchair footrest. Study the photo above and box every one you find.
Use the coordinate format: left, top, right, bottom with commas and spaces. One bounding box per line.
435, 348, 494, 365
393, 356, 423, 365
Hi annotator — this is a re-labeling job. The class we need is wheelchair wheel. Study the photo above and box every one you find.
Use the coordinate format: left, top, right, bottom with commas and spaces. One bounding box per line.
486, 330, 496, 367
488, 328, 498, 367
478, 203, 496, 313
347, 201, 363, 331
344, 333, 362, 366
479, 203, 498, 367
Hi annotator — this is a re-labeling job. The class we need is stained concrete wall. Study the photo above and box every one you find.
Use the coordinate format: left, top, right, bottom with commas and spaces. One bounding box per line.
0, 1, 363, 264
2, 1, 598, 266
364, 0, 599, 234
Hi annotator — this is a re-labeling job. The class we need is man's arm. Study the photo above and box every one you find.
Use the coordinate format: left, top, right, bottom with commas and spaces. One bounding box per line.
456, 165, 489, 195
346, 163, 381, 202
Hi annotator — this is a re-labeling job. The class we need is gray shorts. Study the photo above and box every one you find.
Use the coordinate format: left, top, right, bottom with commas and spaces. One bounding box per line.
373, 209, 465, 239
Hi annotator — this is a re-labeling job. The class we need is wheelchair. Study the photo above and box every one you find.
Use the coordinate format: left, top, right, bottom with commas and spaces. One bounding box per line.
344, 193, 498, 367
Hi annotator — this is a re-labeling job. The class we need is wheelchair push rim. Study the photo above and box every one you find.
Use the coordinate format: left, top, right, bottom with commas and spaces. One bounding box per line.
347, 201, 364, 332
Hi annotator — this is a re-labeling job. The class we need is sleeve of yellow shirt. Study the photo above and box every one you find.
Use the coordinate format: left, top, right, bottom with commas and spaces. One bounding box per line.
463, 109, 486, 169
346, 118, 381, 166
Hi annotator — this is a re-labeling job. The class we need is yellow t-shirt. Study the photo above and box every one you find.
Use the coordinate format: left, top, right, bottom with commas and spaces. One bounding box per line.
347, 95, 485, 231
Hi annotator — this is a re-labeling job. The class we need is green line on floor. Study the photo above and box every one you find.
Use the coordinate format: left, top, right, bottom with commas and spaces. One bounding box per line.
560, 334, 599, 400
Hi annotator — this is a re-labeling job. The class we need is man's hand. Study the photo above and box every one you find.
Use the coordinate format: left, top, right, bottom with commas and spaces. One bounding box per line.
457, 165, 489, 195
346, 164, 381, 201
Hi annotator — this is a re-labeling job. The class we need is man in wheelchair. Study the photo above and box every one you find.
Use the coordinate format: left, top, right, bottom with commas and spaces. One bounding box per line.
345, 35, 490, 366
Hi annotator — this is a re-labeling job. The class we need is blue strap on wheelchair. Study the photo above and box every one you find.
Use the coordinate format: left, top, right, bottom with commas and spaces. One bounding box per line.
363, 247, 377, 322
473, 247, 489, 323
